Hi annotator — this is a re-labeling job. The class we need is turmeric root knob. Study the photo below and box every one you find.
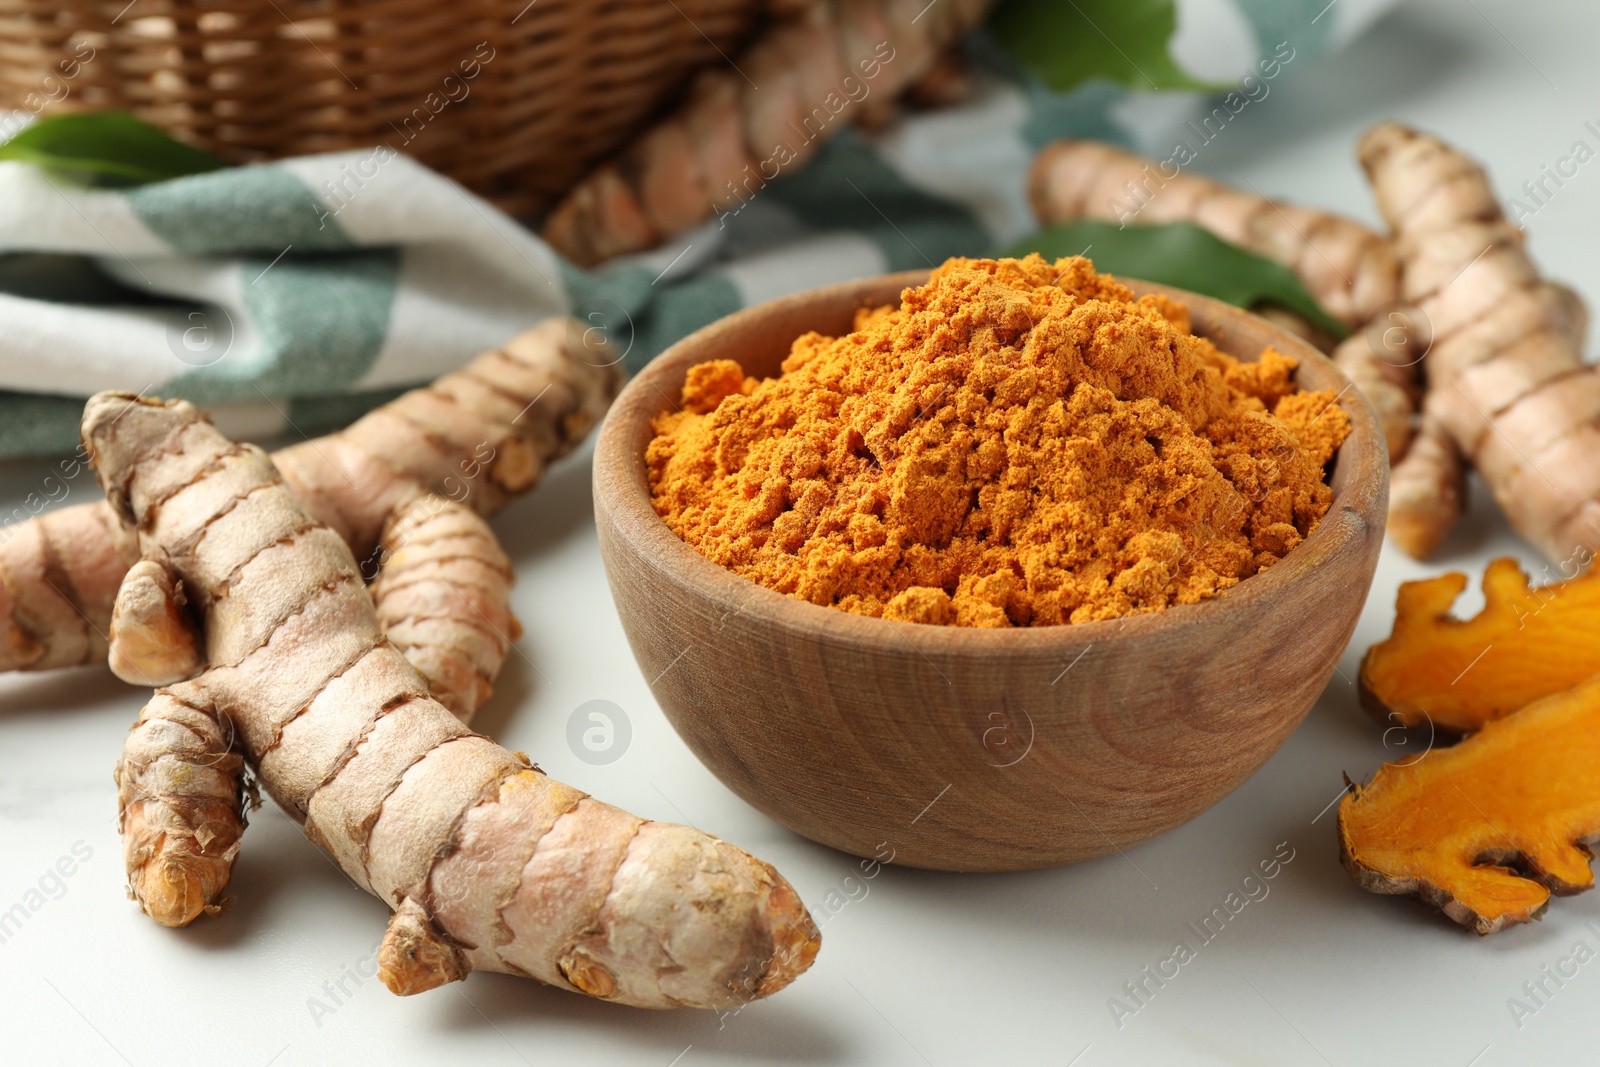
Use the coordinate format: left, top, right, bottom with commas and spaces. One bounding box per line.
108, 559, 202, 687
560, 953, 617, 999
380, 898, 469, 996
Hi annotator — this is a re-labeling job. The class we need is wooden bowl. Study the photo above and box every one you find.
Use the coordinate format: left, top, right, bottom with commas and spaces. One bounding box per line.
593, 272, 1388, 872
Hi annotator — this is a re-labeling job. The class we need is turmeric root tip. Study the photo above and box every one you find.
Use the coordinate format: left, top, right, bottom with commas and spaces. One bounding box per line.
1383, 416, 1466, 560
108, 559, 203, 687
380, 897, 470, 995
115, 690, 245, 926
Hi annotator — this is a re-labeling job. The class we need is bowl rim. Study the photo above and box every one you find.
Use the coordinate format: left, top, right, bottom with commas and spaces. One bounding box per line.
594, 270, 1389, 656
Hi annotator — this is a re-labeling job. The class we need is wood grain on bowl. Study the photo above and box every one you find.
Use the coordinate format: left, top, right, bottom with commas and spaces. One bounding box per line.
594, 272, 1389, 872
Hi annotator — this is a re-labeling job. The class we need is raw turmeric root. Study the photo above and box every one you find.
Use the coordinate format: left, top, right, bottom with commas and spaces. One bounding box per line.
1330, 325, 1422, 461
1361, 557, 1600, 735
90, 393, 819, 1008
541, 0, 996, 266
1359, 123, 1594, 562
1339, 672, 1600, 934
1, 320, 617, 723
1028, 139, 1402, 331
0, 500, 134, 671
1381, 415, 1465, 560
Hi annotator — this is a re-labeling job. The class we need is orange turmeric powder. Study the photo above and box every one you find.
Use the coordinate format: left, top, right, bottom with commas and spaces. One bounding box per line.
648, 255, 1349, 626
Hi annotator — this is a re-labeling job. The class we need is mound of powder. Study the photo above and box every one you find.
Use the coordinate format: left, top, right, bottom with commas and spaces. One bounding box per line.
647, 255, 1350, 627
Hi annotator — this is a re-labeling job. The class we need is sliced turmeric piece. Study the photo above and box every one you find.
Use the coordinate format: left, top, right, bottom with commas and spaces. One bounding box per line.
1339, 673, 1600, 934
1359, 557, 1600, 734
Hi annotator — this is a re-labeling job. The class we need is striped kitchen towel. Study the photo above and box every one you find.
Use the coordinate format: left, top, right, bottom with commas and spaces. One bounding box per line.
0, 0, 1393, 456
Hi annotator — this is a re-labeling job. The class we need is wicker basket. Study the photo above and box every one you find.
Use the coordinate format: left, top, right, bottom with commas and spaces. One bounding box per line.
0, 0, 762, 216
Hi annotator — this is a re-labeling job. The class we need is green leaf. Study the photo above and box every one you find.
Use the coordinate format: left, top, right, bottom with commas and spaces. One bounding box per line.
988, 0, 1228, 94
1004, 220, 1349, 338
0, 111, 224, 186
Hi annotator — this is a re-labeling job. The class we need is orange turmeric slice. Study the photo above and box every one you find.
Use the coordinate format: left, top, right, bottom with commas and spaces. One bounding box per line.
1360, 557, 1600, 735
1339, 673, 1600, 934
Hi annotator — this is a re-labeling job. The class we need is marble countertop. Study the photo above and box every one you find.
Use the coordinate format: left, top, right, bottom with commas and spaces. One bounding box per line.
3, 2, 1597, 1062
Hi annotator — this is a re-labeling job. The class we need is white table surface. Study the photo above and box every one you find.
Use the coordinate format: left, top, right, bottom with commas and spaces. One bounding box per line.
4, 2, 1598, 1063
